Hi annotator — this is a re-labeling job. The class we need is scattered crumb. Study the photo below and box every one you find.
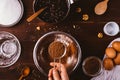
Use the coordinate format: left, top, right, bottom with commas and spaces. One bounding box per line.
73, 25, 76, 29
76, 7, 82, 13
82, 14, 89, 21
98, 32, 103, 38
36, 26, 41, 31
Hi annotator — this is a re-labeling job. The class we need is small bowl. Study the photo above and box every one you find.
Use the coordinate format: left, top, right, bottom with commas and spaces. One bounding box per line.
82, 56, 103, 77
103, 21, 120, 36
33, 31, 82, 76
33, 0, 70, 24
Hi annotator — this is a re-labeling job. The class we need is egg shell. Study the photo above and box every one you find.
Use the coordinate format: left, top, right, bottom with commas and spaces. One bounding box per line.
112, 41, 120, 52
105, 47, 116, 59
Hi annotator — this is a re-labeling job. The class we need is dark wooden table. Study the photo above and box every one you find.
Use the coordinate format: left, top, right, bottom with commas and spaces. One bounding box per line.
0, 0, 120, 80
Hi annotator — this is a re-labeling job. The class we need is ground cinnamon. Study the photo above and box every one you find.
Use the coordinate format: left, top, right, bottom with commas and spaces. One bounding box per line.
48, 41, 65, 59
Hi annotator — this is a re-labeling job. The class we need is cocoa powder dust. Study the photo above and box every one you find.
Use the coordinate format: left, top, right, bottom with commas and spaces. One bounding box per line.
48, 41, 65, 59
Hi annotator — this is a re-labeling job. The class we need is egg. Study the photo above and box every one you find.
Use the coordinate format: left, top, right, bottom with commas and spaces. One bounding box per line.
103, 58, 114, 70
105, 47, 116, 59
114, 53, 120, 65
112, 41, 120, 52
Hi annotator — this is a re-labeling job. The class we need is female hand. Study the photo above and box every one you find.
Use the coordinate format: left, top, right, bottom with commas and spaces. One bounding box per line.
48, 62, 69, 80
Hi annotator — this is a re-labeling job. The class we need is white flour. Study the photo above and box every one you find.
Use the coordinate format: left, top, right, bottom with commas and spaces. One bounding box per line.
0, 0, 22, 26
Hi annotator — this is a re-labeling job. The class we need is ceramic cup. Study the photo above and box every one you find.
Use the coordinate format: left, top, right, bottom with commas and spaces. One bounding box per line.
103, 21, 120, 36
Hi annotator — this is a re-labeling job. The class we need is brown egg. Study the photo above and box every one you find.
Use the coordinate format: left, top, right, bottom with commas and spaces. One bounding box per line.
114, 53, 120, 65
103, 58, 114, 70
105, 47, 116, 59
112, 41, 120, 52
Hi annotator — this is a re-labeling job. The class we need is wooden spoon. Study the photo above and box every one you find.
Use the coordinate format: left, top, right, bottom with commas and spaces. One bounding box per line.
19, 66, 30, 80
27, 7, 47, 22
94, 0, 109, 15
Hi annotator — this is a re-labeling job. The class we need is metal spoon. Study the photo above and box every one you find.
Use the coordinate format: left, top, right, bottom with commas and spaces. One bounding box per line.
19, 66, 30, 80
94, 0, 109, 15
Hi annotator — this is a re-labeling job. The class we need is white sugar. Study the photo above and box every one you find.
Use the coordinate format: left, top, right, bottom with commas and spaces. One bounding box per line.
0, 0, 22, 26
1, 41, 17, 58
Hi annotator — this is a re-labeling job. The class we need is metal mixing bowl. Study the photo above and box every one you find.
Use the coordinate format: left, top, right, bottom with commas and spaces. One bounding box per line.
33, 31, 82, 76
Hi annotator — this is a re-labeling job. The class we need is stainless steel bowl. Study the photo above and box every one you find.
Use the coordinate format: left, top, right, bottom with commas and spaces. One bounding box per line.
33, 31, 82, 76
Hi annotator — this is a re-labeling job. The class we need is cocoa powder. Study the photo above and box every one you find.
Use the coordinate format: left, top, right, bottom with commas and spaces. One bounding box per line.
48, 41, 65, 59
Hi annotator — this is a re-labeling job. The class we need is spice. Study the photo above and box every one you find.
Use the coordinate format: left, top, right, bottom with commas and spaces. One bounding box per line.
48, 41, 65, 59
0, 0, 22, 26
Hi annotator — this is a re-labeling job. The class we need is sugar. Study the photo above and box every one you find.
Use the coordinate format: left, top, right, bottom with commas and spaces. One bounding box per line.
1, 41, 17, 58
0, 0, 22, 26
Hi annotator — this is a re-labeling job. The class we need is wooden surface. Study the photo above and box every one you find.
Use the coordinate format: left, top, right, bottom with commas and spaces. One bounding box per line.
0, 0, 120, 80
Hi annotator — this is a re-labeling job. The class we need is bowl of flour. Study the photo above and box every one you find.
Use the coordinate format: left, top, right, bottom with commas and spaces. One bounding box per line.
0, 0, 24, 27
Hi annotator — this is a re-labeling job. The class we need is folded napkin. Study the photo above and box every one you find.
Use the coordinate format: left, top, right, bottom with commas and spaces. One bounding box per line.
91, 66, 120, 80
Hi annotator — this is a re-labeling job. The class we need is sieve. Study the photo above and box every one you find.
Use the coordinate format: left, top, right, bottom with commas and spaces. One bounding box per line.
48, 41, 67, 69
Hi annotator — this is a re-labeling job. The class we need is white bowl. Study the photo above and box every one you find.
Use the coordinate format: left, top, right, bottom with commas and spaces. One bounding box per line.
0, 0, 24, 27
103, 21, 120, 36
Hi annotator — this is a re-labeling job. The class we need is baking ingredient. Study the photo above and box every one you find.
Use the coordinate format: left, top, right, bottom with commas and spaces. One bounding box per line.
82, 14, 89, 21
103, 58, 114, 70
48, 41, 66, 59
94, 0, 109, 15
1, 41, 17, 58
112, 41, 120, 52
114, 53, 120, 65
98, 32, 103, 38
69, 43, 77, 54
0, 0, 22, 26
105, 47, 116, 59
